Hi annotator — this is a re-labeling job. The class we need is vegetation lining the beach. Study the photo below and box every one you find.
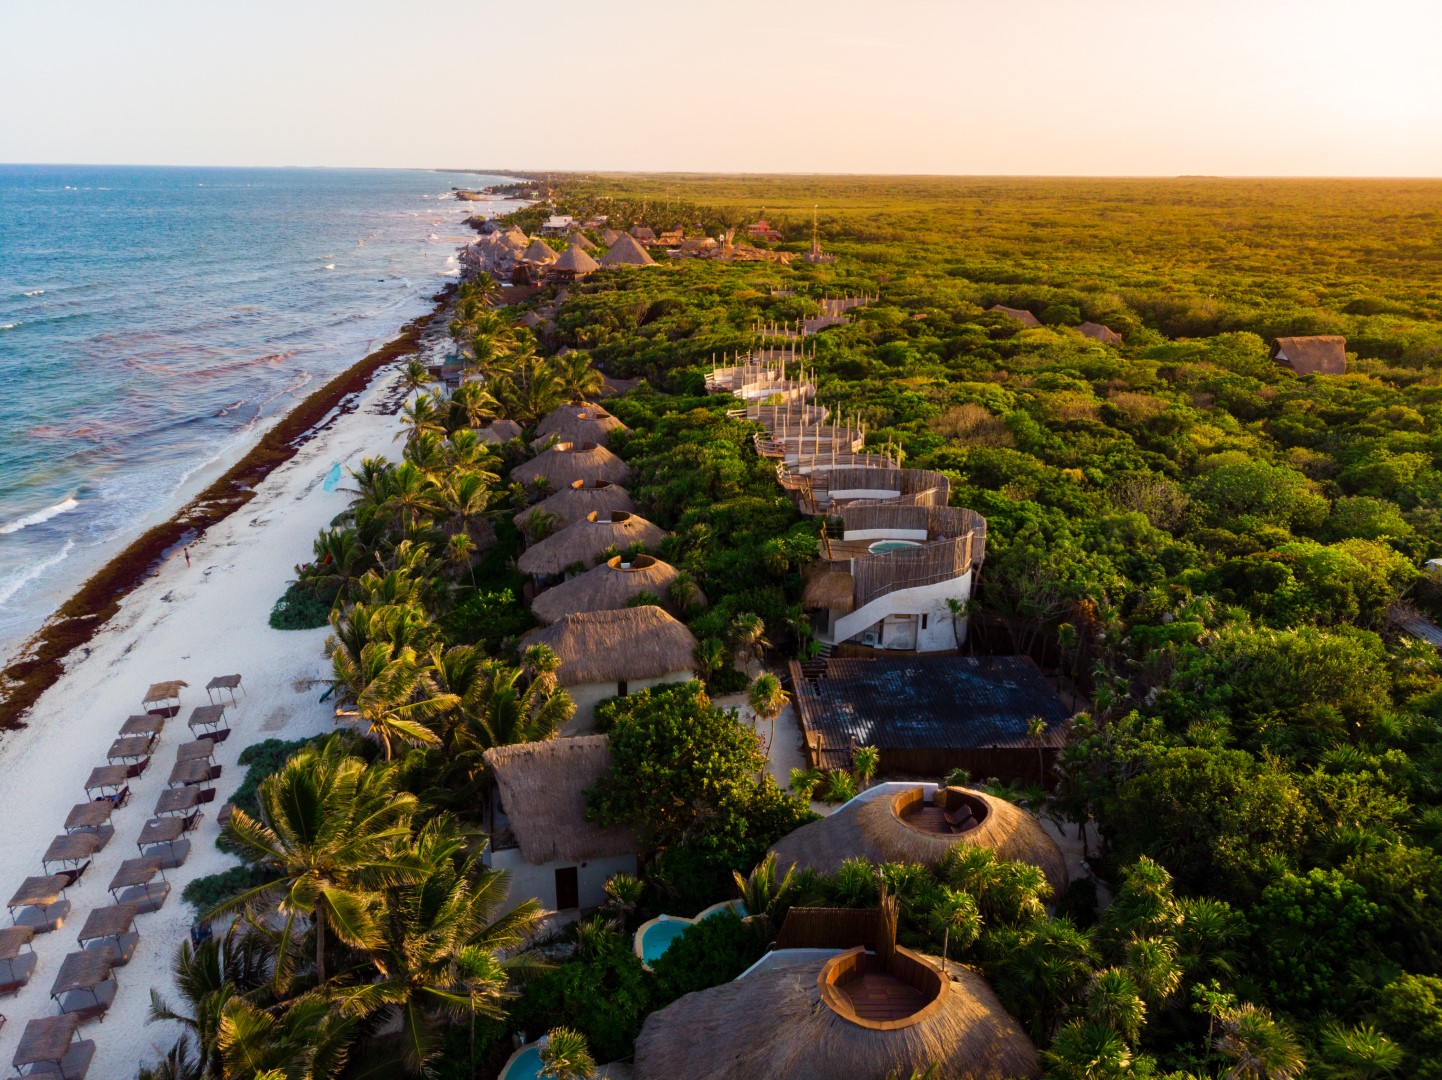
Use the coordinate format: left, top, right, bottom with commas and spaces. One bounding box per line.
0, 287, 454, 731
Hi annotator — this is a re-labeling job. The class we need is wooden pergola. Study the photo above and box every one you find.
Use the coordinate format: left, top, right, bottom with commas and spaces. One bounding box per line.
12, 1013, 95, 1079
187, 703, 230, 742
50, 949, 116, 1021
142, 679, 188, 717
206, 674, 244, 705
76, 903, 139, 966
107, 858, 168, 913
7, 876, 71, 933
0, 925, 37, 993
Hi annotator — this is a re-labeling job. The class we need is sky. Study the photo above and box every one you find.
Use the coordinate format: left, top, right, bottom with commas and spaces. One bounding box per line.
3, 0, 1441, 176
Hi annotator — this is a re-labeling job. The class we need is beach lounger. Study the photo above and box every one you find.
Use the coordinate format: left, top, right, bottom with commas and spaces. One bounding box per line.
41, 834, 99, 880
76, 904, 138, 967
83, 765, 129, 801
7, 876, 71, 934
167, 759, 221, 789
50, 950, 116, 1022
107, 858, 168, 913
12, 1014, 95, 1079
0, 926, 37, 995
142, 679, 188, 718
206, 674, 244, 705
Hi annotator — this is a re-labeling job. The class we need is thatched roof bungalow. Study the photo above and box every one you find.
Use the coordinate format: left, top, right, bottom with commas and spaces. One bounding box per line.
630, 225, 657, 242
567, 230, 597, 251
515, 479, 636, 533
482, 736, 639, 916
988, 304, 1040, 328
531, 554, 703, 625
550, 243, 600, 281
532, 403, 628, 449
517, 510, 666, 578
520, 238, 559, 265
600, 227, 622, 245
476, 419, 523, 445
1271, 335, 1346, 375
522, 608, 698, 730
633, 944, 1041, 1080
600, 234, 658, 267
515, 441, 630, 491
1077, 321, 1122, 345
770, 783, 1067, 896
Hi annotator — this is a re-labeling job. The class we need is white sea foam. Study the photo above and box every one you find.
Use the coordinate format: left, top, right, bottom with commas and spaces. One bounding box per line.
0, 323, 18, 331
0, 538, 75, 605
22, 289, 44, 297
0, 495, 80, 535
323, 264, 336, 270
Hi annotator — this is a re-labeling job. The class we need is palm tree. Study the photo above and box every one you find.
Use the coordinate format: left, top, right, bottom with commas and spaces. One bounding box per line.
987, 919, 1097, 1041
217, 997, 356, 1080
217, 737, 422, 987
851, 744, 880, 790
436, 469, 499, 542
1318, 1022, 1403, 1079
729, 612, 769, 672
1122, 935, 1182, 1007
399, 359, 433, 398
323, 818, 547, 1075
732, 853, 795, 935
397, 393, 447, 444
1084, 968, 1146, 1046
1025, 715, 1049, 787
926, 888, 980, 975
667, 570, 701, 613
384, 462, 441, 533
446, 532, 476, 586
1042, 1020, 1133, 1080
447, 381, 499, 432
601, 872, 645, 929
748, 673, 789, 760
491, 353, 563, 425
330, 641, 457, 760
298, 528, 371, 602
1213, 1004, 1306, 1080
540, 1027, 595, 1080
551, 352, 604, 404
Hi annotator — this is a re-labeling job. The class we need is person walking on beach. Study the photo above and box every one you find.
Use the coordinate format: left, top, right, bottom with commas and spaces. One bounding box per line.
184, 547, 191, 568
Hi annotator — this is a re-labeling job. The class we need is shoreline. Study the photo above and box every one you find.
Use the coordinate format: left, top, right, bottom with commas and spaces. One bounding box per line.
0, 283, 457, 731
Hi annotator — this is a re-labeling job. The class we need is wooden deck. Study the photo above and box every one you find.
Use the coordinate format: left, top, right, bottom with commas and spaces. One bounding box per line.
836, 972, 926, 1022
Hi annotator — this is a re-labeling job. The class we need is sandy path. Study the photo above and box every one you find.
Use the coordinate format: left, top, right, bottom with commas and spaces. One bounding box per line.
0, 369, 404, 1075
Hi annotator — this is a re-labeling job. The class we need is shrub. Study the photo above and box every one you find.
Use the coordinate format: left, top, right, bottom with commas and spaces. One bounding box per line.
649, 911, 766, 1003
267, 581, 335, 630
181, 862, 274, 915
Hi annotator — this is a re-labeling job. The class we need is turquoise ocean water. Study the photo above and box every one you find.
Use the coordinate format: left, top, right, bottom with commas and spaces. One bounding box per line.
0, 165, 512, 659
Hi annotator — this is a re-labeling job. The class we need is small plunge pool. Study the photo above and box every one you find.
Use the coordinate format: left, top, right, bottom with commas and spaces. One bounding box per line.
868, 539, 922, 554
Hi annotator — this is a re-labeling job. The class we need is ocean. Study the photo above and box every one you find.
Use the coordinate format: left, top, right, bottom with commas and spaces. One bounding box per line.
0, 164, 516, 661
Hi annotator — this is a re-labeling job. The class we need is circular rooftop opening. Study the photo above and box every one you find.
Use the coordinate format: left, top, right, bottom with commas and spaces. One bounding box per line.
588, 510, 633, 525
868, 540, 922, 555
818, 947, 947, 1030
570, 479, 614, 491
609, 554, 657, 572
893, 787, 990, 837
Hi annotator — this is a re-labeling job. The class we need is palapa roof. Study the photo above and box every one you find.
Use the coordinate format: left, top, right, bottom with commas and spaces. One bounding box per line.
176, 739, 216, 762
552, 244, 600, 276
155, 786, 203, 815
801, 566, 855, 614
14, 1014, 81, 1066
0, 925, 35, 959
51, 949, 113, 995
599, 234, 657, 267
108, 735, 154, 760
477, 418, 524, 445
502, 225, 530, 247
988, 304, 1041, 328
531, 554, 702, 625
188, 703, 227, 729
600, 228, 622, 245
533, 403, 628, 447
206, 674, 242, 691
1271, 335, 1347, 375
522, 607, 697, 686
521, 237, 559, 264
770, 786, 1068, 896
482, 735, 638, 863
139, 816, 187, 846
120, 715, 164, 736
9, 876, 68, 908
567, 230, 597, 251
77, 903, 137, 943
515, 479, 636, 531
515, 441, 631, 490
86, 764, 129, 790
65, 802, 113, 830
1076, 321, 1122, 345
517, 510, 666, 576
633, 948, 1040, 1080
109, 858, 162, 891
43, 833, 100, 864
630, 225, 657, 241
169, 759, 215, 786
143, 680, 187, 704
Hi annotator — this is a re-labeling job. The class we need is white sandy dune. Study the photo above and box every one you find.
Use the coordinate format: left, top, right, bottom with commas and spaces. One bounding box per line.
0, 369, 405, 1076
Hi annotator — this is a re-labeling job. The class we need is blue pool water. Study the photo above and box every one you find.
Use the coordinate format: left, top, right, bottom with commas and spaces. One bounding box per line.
639, 919, 692, 964
869, 540, 922, 554
500, 1044, 543, 1080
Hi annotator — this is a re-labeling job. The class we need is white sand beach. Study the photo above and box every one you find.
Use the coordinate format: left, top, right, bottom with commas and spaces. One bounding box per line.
0, 368, 406, 1075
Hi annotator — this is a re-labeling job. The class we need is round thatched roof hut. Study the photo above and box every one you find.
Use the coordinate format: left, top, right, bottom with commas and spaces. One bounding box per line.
476, 418, 524, 445
633, 946, 1040, 1080
770, 786, 1067, 896
567, 230, 597, 251
551, 243, 600, 279
515, 479, 636, 532
532, 403, 628, 449
531, 554, 703, 625
520, 237, 559, 264
515, 441, 630, 491
516, 510, 666, 577
599, 234, 657, 267
522, 607, 698, 688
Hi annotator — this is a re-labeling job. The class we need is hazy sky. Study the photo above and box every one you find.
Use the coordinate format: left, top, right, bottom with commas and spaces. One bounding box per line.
4, 0, 1440, 176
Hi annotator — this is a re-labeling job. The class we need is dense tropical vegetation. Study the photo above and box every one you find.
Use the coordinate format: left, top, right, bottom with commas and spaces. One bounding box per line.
158, 174, 1442, 1077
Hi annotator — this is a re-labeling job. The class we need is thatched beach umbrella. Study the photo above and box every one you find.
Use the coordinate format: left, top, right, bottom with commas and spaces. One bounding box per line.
551, 243, 600, 280
515, 479, 636, 532
770, 786, 1068, 896
522, 607, 698, 689
515, 441, 630, 491
599, 234, 657, 268
633, 947, 1041, 1080
532, 403, 627, 448
517, 510, 666, 577
531, 554, 703, 624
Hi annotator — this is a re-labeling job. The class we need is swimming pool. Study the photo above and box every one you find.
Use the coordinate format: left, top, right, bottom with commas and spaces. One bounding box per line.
634, 901, 747, 968
869, 540, 922, 554
498, 1043, 543, 1080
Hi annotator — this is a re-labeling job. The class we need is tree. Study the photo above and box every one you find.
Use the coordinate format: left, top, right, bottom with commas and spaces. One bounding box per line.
1084, 968, 1146, 1047
1213, 1004, 1306, 1080
397, 393, 448, 444
217, 737, 421, 987
539, 1027, 596, 1080
926, 888, 980, 975
851, 744, 880, 790
216, 997, 356, 1080
732, 852, 795, 936
1025, 716, 1048, 787
399, 359, 433, 398
552, 352, 605, 404
1042, 1020, 1133, 1080
1317, 1022, 1404, 1079
747, 673, 789, 759
330, 641, 456, 761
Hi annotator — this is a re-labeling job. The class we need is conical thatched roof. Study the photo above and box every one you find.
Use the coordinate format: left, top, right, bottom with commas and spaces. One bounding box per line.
532, 403, 628, 448
600, 228, 622, 245
515, 479, 636, 531
476, 419, 524, 444
482, 736, 638, 863
633, 947, 1041, 1080
531, 555, 703, 624
567, 231, 597, 251
515, 441, 631, 490
502, 225, 530, 249
521, 237, 559, 264
552, 244, 600, 276
1271, 335, 1347, 376
522, 607, 698, 686
1076, 321, 1122, 345
517, 510, 666, 576
599, 234, 657, 267
988, 304, 1040, 328
770, 786, 1067, 896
